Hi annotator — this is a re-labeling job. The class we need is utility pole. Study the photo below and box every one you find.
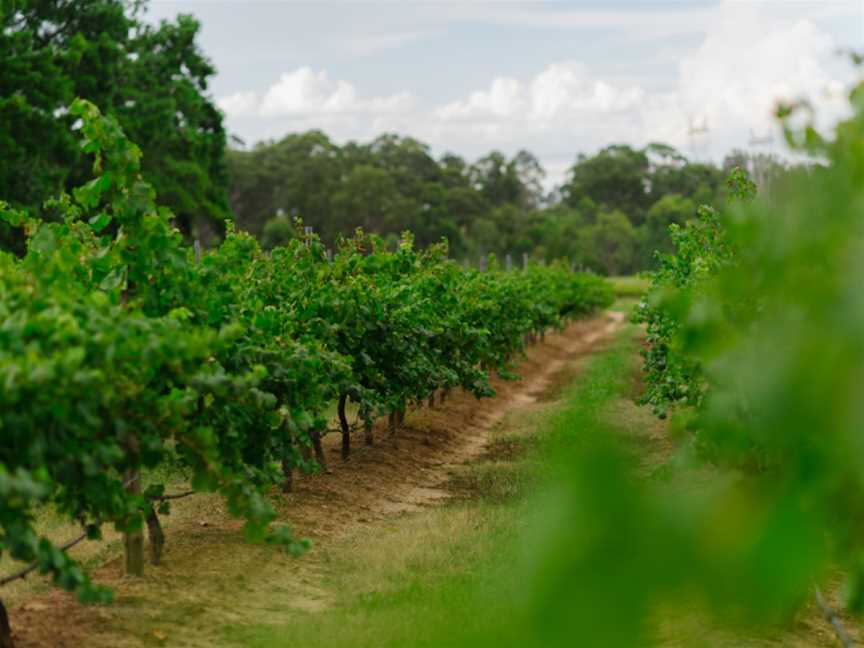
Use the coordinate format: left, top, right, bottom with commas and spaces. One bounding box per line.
687, 116, 711, 162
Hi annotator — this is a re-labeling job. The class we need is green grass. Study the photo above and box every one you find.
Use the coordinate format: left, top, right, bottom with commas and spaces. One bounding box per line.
223, 505, 524, 647
608, 274, 651, 317
221, 329, 640, 648
116, 323, 839, 648
608, 274, 651, 298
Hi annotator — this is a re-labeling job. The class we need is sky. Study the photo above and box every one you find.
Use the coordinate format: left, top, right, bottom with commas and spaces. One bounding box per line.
145, 1, 864, 187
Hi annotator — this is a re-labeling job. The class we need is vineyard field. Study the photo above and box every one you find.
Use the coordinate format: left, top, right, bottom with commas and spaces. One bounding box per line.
0, 101, 613, 647
8, 312, 857, 648
5, 314, 623, 647
3, 2, 864, 645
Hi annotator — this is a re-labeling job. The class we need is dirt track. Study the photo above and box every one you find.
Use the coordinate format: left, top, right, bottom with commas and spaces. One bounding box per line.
8, 311, 624, 647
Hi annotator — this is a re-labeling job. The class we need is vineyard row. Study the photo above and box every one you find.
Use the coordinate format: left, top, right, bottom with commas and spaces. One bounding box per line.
0, 100, 612, 645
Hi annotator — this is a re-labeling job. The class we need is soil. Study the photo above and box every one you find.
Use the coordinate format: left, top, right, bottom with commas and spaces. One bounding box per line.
5, 312, 625, 648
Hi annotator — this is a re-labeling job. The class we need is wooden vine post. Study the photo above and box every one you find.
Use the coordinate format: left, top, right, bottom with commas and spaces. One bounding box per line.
311, 430, 328, 473
124, 463, 145, 577
388, 410, 398, 447
281, 458, 294, 493
146, 510, 165, 566
338, 392, 351, 460
0, 599, 14, 648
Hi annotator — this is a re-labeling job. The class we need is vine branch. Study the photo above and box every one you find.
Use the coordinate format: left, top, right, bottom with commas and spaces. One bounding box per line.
152, 490, 195, 502
0, 531, 90, 587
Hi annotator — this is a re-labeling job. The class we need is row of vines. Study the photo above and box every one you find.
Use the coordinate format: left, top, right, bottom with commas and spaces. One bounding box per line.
610, 75, 864, 641
0, 100, 612, 645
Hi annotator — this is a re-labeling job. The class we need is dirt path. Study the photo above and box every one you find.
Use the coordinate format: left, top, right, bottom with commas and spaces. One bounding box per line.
8, 311, 625, 648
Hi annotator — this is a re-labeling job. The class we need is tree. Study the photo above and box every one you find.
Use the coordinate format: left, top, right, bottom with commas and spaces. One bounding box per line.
227, 130, 342, 239
563, 145, 651, 224
120, 13, 230, 241
439, 153, 471, 188
645, 143, 723, 205
470, 151, 543, 210
581, 210, 639, 276
404, 182, 465, 253
530, 205, 589, 264
260, 214, 297, 250
641, 193, 696, 264
223, 125, 728, 273
367, 134, 440, 189
331, 165, 401, 234
512, 149, 547, 209
0, 0, 229, 244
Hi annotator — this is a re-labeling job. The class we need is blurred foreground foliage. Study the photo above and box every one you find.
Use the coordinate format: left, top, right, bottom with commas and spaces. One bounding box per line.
601, 74, 864, 638
435, 76, 864, 647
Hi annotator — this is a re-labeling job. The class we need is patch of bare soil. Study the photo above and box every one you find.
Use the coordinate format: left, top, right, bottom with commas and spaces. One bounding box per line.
6, 312, 625, 648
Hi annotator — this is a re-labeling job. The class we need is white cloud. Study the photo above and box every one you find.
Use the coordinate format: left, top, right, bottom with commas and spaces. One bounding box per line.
218, 1, 856, 180
218, 67, 416, 119
216, 91, 259, 118
437, 76, 525, 120
430, 2, 853, 162
529, 63, 644, 119
676, 8, 847, 138
431, 62, 652, 158
436, 62, 645, 128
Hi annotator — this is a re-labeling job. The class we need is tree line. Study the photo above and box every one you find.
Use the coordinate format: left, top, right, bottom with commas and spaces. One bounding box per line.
1, 0, 787, 274
229, 136, 783, 275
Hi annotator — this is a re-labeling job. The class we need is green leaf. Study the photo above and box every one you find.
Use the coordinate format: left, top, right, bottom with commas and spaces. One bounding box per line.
89, 213, 112, 232
99, 266, 126, 291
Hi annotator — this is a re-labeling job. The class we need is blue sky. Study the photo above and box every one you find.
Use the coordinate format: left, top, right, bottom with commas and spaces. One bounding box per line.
145, 1, 863, 184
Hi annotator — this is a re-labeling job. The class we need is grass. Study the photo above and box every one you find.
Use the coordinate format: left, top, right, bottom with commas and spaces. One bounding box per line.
220, 326, 847, 648
11, 319, 849, 647
19, 321, 837, 647
608, 274, 650, 319
223, 506, 524, 648
221, 328, 641, 648
609, 274, 651, 298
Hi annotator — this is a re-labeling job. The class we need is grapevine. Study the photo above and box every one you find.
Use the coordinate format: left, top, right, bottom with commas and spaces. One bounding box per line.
0, 100, 612, 642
